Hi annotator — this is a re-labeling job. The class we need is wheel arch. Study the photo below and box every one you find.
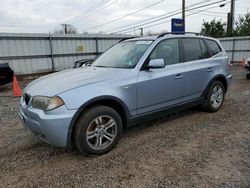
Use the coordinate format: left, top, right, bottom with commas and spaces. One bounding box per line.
67, 96, 130, 147
202, 74, 228, 98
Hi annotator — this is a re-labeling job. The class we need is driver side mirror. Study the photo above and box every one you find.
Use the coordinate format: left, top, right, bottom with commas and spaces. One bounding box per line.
148, 59, 165, 69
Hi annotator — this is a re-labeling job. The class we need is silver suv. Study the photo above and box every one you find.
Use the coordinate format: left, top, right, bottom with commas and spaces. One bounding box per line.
19, 33, 232, 155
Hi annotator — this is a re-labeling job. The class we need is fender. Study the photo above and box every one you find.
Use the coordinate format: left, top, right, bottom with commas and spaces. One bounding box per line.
66, 95, 131, 147
201, 74, 228, 98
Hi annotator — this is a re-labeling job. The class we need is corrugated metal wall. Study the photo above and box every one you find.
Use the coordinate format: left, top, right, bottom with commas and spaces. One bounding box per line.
0, 34, 249, 74
219, 36, 250, 62
0, 33, 128, 75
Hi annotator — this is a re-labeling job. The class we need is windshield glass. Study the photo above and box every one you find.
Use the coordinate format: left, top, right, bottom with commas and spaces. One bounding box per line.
92, 41, 152, 68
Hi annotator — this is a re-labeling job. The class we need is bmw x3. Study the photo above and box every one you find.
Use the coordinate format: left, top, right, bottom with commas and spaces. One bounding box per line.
20, 33, 232, 155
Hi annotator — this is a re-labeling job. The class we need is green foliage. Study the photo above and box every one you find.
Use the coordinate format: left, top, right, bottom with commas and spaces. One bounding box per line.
234, 13, 250, 36
201, 19, 226, 38
200, 13, 250, 37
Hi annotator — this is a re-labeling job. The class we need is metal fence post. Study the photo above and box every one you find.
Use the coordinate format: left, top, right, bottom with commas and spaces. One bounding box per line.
95, 38, 99, 55
232, 38, 236, 63
49, 34, 55, 72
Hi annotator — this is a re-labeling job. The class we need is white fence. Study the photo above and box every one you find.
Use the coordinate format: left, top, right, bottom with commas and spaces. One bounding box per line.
0, 33, 249, 75
0, 33, 128, 75
219, 36, 250, 62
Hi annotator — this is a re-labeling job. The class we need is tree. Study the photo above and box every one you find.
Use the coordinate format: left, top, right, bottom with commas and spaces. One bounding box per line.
234, 13, 250, 36
54, 24, 78, 34
201, 19, 226, 38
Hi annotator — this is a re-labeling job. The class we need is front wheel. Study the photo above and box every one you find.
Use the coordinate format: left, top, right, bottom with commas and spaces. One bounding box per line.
74, 105, 123, 155
202, 81, 225, 112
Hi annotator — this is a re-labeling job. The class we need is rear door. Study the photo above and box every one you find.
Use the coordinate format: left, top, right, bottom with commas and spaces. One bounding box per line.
181, 38, 211, 101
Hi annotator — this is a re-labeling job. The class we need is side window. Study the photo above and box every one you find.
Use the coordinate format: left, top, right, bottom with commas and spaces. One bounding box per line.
204, 39, 221, 56
182, 38, 202, 62
199, 39, 210, 59
150, 39, 180, 66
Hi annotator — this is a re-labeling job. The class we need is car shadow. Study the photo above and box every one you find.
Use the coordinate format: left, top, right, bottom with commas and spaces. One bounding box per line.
28, 107, 203, 158
123, 106, 202, 135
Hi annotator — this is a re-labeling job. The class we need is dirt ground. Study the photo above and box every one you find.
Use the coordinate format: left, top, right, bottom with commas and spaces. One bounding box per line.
0, 66, 249, 188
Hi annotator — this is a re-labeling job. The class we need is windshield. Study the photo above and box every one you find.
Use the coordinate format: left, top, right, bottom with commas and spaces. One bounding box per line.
92, 41, 152, 68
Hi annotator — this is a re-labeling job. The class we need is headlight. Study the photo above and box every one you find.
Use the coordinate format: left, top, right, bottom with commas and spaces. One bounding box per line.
32, 96, 64, 111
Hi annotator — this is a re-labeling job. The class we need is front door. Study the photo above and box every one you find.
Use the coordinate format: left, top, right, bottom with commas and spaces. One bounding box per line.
137, 39, 184, 115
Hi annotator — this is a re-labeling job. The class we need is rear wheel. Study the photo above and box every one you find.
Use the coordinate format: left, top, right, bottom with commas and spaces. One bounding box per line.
202, 81, 225, 112
74, 105, 122, 155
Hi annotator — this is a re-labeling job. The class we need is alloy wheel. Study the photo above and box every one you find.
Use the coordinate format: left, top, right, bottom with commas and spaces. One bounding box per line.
210, 85, 224, 108
86, 115, 117, 150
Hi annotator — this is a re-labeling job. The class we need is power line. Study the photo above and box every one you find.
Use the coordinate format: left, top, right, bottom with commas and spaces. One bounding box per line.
106, 0, 210, 33
83, 0, 166, 31
200, 10, 241, 15
186, 1, 231, 18
189, 10, 227, 18
109, 0, 226, 34
69, 0, 119, 24
83, 0, 110, 13
110, 0, 227, 34
51, 0, 111, 32
66, 0, 111, 24
105, 0, 208, 33
120, 1, 230, 34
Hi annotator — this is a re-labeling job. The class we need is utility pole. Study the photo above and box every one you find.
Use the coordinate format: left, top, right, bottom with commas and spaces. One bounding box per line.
227, 13, 232, 36
182, 0, 185, 31
227, 0, 235, 36
230, 0, 235, 32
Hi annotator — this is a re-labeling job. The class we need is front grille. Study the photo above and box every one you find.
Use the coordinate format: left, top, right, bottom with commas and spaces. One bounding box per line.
24, 94, 31, 105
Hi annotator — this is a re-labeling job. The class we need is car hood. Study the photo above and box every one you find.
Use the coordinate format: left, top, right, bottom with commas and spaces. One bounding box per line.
24, 67, 129, 96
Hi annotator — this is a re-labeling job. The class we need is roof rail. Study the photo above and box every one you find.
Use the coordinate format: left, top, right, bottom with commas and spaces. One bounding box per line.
157, 32, 210, 38
118, 37, 136, 42
157, 32, 172, 38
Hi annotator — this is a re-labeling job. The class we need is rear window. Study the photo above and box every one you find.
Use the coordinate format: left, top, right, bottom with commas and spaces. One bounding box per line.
204, 39, 221, 56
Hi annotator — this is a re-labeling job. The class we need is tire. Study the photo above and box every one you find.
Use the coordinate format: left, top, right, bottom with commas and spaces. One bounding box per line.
202, 81, 225, 112
74, 105, 123, 155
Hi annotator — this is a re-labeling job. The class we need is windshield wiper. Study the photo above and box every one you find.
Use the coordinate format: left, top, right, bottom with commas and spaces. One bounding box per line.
94, 65, 132, 69
93, 65, 108, 68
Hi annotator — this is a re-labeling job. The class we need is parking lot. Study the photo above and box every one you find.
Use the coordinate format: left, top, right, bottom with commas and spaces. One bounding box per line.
0, 66, 249, 187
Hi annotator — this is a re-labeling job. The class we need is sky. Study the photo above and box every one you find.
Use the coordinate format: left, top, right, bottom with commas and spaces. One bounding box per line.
0, 0, 249, 35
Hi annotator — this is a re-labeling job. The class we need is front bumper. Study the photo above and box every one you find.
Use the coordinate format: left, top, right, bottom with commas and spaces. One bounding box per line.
19, 98, 77, 148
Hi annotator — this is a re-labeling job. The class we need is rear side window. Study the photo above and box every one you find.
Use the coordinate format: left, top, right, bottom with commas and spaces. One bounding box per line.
182, 38, 202, 62
204, 39, 221, 56
199, 39, 210, 59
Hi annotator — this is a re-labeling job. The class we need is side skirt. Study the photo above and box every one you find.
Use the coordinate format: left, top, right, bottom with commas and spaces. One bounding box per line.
127, 98, 204, 127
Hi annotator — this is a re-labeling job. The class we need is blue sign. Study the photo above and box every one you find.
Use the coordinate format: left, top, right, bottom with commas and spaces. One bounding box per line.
171, 18, 185, 34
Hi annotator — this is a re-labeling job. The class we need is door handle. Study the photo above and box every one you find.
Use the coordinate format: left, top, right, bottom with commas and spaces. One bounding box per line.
207, 67, 213, 72
175, 73, 183, 79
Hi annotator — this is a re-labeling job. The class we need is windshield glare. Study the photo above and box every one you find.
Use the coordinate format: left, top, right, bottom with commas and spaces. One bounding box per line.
92, 41, 152, 68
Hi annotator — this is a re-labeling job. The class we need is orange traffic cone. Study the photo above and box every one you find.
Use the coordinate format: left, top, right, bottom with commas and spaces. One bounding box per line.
13, 75, 22, 97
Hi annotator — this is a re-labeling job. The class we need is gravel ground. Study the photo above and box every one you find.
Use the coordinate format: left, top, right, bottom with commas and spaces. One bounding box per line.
0, 66, 249, 188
